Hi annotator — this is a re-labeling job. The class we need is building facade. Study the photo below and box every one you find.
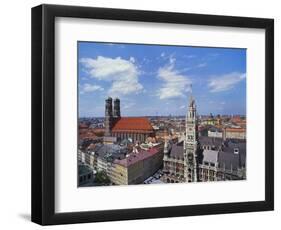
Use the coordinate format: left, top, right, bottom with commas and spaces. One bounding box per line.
78, 164, 94, 186
224, 128, 246, 140
208, 128, 223, 138
108, 145, 164, 185
162, 95, 246, 183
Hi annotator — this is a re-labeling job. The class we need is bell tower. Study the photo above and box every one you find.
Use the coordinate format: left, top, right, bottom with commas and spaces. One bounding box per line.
113, 98, 121, 118
184, 93, 199, 182
105, 97, 113, 136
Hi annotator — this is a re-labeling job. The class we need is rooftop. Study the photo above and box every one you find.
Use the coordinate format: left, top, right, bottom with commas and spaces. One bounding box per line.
165, 138, 246, 171
169, 141, 184, 159
218, 140, 246, 170
91, 143, 128, 162
112, 117, 154, 133
225, 128, 246, 132
199, 136, 224, 147
202, 150, 219, 164
114, 147, 160, 167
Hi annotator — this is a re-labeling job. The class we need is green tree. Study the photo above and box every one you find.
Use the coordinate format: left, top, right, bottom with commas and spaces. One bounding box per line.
94, 170, 110, 185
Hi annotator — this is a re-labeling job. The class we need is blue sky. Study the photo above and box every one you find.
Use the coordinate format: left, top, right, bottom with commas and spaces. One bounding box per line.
78, 42, 246, 117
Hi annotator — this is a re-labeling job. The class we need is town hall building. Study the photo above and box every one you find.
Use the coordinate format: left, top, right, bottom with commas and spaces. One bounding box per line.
162, 96, 246, 183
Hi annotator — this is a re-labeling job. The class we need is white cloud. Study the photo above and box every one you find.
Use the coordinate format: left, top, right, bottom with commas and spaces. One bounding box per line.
157, 62, 192, 100
196, 63, 207, 68
142, 57, 151, 64
80, 56, 143, 96
208, 72, 246, 93
129, 57, 135, 63
181, 67, 192, 72
80, 83, 104, 94
180, 105, 185, 109
169, 56, 176, 64
160, 52, 176, 63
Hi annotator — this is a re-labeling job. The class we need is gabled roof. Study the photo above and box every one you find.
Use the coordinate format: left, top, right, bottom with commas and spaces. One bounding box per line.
169, 141, 184, 159
218, 140, 246, 170
111, 117, 154, 133
114, 147, 159, 167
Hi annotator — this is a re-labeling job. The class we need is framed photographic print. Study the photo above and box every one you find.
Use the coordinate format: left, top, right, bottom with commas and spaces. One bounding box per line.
31, 4, 274, 225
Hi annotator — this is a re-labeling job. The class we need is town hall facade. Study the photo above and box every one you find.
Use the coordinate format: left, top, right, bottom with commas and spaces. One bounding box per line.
162, 96, 246, 183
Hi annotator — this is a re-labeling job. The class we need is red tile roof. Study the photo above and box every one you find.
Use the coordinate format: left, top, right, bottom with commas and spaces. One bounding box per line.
112, 117, 154, 133
79, 128, 105, 140
79, 123, 89, 129
226, 128, 246, 132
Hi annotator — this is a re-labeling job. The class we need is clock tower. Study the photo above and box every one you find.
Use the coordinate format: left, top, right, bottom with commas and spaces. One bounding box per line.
184, 95, 199, 182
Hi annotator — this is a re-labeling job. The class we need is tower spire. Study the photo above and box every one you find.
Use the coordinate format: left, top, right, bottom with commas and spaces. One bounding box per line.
105, 97, 113, 136
189, 84, 194, 107
184, 86, 198, 182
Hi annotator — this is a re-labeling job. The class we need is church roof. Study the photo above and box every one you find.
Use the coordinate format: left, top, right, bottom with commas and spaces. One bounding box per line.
111, 117, 154, 133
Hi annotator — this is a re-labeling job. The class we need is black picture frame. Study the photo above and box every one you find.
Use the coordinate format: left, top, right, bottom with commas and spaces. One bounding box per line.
31, 4, 274, 225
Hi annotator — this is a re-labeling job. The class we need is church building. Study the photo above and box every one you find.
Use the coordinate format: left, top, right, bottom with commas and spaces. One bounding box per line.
104, 97, 155, 143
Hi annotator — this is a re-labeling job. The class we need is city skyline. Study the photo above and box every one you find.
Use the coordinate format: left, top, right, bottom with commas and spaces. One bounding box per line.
78, 42, 246, 117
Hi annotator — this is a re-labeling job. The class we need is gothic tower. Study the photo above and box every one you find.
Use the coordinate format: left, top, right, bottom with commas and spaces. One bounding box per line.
184, 95, 199, 182
164, 139, 169, 156
105, 97, 113, 136
113, 98, 121, 118
163, 138, 170, 160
